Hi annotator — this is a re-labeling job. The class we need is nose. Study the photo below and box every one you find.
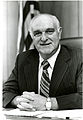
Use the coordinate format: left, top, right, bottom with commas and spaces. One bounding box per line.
41, 32, 47, 42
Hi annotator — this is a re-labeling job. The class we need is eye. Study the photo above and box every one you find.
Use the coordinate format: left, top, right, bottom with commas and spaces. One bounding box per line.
46, 28, 55, 35
33, 31, 42, 37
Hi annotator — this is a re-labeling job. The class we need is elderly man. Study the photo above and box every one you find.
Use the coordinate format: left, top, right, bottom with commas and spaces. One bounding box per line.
3, 14, 82, 110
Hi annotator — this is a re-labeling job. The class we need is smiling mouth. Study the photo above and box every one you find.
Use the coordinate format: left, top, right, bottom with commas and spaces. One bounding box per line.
40, 43, 51, 46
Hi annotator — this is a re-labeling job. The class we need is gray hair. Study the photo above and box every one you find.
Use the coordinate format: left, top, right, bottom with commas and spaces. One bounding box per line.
28, 14, 61, 38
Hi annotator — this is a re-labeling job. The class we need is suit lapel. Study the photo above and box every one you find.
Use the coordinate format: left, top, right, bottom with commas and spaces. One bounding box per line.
49, 46, 70, 96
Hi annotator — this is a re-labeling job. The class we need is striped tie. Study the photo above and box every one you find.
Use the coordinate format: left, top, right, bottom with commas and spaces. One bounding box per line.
40, 61, 50, 97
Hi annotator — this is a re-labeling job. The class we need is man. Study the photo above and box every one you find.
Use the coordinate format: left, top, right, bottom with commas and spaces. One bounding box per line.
3, 14, 82, 110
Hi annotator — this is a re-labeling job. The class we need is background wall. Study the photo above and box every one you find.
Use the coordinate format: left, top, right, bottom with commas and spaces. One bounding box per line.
3, 2, 18, 82
39, 1, 83, 38
3, 1, 83, 82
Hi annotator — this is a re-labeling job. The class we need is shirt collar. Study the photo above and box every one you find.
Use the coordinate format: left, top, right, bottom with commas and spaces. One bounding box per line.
39, 44, 61, 69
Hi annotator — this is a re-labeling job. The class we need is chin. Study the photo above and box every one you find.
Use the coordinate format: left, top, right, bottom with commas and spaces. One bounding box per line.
40, 50, 52, 55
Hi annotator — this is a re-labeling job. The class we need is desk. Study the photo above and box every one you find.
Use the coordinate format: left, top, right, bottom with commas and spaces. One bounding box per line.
4, 115, 63, 120
2, 108, 83, 120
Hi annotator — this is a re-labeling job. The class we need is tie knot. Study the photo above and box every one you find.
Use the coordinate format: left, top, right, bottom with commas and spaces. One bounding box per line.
42, 60, 50, 70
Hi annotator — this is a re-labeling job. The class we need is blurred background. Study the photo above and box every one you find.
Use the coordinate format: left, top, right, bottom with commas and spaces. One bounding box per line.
2, 1, 83, 82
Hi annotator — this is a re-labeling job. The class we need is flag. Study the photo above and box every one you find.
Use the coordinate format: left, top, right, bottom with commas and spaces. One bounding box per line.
17, 1, 40, 54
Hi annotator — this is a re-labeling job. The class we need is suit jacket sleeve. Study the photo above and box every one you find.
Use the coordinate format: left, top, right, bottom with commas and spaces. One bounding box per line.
3, 49, 38, 108
3, 55, 20, 108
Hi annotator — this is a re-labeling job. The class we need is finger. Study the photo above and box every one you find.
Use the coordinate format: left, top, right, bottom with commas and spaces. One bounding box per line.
16, 96, 30, 103
20, 102, 33, 109
23, 91, 35, 95
17, 104, 36, 111
23, 92, 35, 98
17, 104, 29, 111
17, 104, 24, 109
22, 94, 34, 101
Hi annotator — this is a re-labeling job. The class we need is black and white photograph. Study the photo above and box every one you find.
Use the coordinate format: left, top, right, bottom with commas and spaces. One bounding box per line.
0, 0, 83, 120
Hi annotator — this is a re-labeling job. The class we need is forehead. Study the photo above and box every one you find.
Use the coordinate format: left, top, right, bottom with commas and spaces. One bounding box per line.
31, 16, 54, 31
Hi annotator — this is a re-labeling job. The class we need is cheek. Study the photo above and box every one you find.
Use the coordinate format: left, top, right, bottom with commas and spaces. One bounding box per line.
33, 38, 38, 45
51, 34, 60, 43
33, 39, 41, 49
53, 33, 59, 39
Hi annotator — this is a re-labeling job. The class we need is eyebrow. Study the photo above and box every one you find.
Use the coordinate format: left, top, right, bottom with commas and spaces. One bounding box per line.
33, 28, 55, 33
46, 28, 55, 31
33, 30, 41, 35
33, 30, 41, 33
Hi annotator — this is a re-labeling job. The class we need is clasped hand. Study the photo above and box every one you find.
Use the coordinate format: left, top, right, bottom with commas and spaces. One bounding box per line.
13, 92, 47, 111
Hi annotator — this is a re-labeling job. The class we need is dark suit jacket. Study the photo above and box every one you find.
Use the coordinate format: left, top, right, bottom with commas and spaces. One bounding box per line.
3, 45, 83, 110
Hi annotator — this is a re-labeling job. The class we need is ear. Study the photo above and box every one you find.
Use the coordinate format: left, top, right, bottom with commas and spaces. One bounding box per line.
58, 27, 62, 39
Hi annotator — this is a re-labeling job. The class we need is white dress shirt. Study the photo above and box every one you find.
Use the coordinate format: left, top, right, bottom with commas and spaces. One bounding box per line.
38, 44, 61, 94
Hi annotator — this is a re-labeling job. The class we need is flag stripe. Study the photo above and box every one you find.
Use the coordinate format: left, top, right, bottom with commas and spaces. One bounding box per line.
23, 1, 30, 23
17, 1, 40, 53
23, 1, 40, 23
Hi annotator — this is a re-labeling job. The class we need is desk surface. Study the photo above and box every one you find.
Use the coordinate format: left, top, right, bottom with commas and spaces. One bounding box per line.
2, 108, 83, 120
5, 115, 63, 120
